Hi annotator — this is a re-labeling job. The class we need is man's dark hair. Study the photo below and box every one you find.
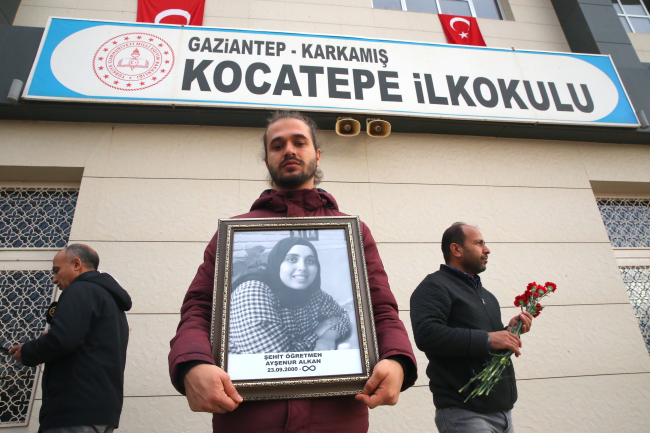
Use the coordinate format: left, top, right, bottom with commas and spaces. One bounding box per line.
261, 111, 323, 186
441, 222, 468, 264
65, 244, 99, 270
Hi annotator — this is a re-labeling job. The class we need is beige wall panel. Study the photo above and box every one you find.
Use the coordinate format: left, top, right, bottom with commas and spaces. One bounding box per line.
636, 49, 650, 62
366, 133, 487, 186
123, 314, 180, 397
366, 134, 588, 188
398, 312, 434, 387
477, 19, 567, 44
319, 181, 375, 227
88, 241, 206, 314
287, 0, 371, 7
339, 24, 380, 38
240, 127, 269, 181
249, 0, 355, 26
96, 124, 244, 180
487, 186, 609, 243
579, 142, 650, 183
248, 18, 343, 35
12, 5, 76, 27
69, 177, 240, 242
203, 16, 250, 28
119, 396, 212, 433
75, 0, 137, 13
204, 0, 250, 19
510, 3, 562, 25
480, 138, 590, 188
319, 132, 370, 183
237, 180, 269, 214
20, 0, 78, 7
378, 242, 630, 309
369, 386, 434, 433
73, 9, 135, 21
628, 32, 650, 52
514, 373, 650, 432
0, 121, 111, 169
371, 8, 426, 31
368, 183, 498, 243
369, 184, 607, 243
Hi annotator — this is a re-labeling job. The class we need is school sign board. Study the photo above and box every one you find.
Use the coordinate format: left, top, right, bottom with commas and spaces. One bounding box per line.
24, 18, 640, 128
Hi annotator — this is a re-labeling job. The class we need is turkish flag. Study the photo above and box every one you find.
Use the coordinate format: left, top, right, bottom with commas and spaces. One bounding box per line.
438, 14, 486, 46
137, 0, 205, 26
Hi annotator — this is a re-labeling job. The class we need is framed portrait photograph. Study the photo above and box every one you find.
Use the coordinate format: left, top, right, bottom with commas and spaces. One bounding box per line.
210, 216, 379, 400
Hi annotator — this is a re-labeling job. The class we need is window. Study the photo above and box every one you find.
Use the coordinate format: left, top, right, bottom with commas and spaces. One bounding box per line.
612, 0, 650, 34
597, 197, 650, 356
0, 186, 79, 427
373, 0, 504, 20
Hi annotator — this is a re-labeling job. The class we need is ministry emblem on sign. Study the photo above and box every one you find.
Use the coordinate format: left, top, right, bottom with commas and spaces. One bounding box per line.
93, 32, 175, 90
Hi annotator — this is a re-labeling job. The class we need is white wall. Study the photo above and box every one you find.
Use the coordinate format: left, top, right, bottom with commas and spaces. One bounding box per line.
1, 118, 650, 433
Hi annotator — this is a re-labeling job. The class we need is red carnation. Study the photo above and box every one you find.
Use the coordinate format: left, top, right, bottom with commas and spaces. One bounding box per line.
545, 282, 557, 292
537, 286, 547, 295
527, 282, 537, 291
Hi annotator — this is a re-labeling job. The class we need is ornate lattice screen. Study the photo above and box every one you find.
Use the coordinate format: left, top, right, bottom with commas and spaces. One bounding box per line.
0, 271, 55, 426
619, 266, 650, 354
597, 198, 650, 356
0, 187, 78, 248
1, 187, 78, 427
596, 198, 650, 248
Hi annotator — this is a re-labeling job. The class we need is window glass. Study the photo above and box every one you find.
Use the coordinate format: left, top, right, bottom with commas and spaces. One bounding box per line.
372, 0, 403, 11
405, 0, 438, 13
438, 0, 472, 17
612, 0, 623, 14
630, 16, 650, 32
620, 16, 633, 32
620, 0, 646, 15
473, 0, 501, 19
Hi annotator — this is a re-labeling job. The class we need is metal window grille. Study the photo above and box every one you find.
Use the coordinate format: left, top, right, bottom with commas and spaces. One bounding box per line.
0, 270, 55, 427
0, 187, 79, 249
373, 0, 505, 20
612, 0, 650, 33
619, 266, 650, 354
596, 198, 650, 248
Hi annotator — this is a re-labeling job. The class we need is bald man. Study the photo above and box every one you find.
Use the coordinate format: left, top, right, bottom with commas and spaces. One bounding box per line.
10, 244, 132, 433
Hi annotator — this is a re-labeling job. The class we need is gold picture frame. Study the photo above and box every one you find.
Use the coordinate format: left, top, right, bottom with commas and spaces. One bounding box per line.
210, 216, 379, 400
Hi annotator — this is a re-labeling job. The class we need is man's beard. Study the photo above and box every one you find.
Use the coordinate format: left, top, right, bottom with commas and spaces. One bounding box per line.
461, 254, 488, 275
268, 157, 318, 189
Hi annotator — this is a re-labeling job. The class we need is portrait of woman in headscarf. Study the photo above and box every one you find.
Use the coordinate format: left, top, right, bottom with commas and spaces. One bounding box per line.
229, 236, 352, 354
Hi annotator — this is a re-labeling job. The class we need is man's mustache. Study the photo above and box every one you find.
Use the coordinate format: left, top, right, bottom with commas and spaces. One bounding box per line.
281, 157, 304, 168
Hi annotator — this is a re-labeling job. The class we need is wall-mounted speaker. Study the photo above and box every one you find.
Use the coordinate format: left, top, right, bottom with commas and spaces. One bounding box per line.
366, 118, 391, 138
335, 117, 361, 136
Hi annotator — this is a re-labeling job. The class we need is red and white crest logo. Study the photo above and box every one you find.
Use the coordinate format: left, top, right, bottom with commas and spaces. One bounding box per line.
93, 32, 175, 90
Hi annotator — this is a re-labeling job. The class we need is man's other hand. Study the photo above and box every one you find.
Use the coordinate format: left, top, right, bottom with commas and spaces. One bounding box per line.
355, 358, 404, 409
184, 364, 243, 414
9, 343, 24, 363
508, 311, 533, 334
488, 330, 523, 357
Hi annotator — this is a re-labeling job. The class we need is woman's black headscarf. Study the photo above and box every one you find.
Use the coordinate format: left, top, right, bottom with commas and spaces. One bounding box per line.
232, 237, 321, 307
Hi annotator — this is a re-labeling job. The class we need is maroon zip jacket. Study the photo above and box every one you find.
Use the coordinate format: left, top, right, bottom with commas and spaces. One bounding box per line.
169, 188, 417, 433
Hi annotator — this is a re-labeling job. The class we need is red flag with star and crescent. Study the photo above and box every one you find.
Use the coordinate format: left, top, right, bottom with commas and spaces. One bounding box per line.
137, 0, 205, 26
438, 14, 486, 46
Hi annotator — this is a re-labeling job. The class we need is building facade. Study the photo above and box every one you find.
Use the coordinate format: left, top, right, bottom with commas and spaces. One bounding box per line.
1, 0, 650, 432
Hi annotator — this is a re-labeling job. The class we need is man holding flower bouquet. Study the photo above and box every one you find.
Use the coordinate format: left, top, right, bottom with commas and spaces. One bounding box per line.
410, 222, 533, 433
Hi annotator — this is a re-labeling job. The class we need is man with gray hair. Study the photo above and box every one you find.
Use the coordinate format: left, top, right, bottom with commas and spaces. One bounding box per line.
410, 223, 533, 433
10, 244, 132, 433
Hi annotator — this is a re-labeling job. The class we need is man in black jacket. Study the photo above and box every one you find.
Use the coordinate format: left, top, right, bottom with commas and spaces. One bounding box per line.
410, 223, 532, 433
9, 244, 131, 433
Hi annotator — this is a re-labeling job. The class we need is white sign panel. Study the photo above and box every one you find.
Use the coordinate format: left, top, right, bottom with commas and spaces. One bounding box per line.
24, 17, 639, 127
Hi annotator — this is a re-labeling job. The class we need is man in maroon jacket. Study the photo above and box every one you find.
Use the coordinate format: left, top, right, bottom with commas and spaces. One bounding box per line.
168, 111, 417, 433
